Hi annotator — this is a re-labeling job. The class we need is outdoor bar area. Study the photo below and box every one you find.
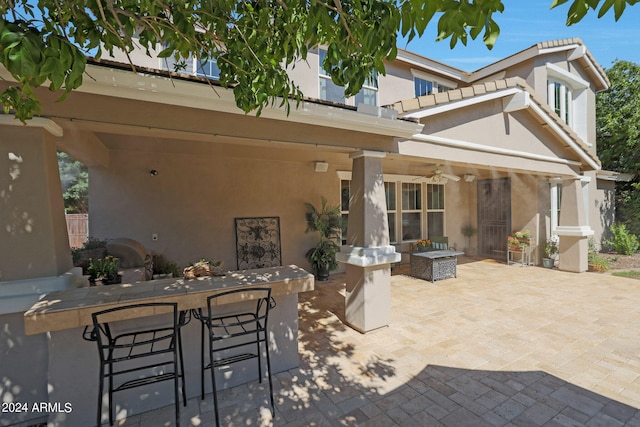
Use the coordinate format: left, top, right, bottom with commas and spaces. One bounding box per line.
23, 265, 314, 426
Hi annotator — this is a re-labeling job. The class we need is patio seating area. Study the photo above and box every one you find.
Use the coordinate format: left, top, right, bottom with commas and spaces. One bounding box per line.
107, 258, 640, 426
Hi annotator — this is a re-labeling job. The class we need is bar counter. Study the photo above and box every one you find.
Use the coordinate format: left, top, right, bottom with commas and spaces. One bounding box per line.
23, 265, 314, 426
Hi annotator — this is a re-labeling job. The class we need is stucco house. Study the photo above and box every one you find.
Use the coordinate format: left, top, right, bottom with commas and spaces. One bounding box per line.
0, 38, 615, 426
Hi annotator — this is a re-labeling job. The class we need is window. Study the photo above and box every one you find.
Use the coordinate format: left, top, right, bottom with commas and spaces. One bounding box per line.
196, 58, 221, 79
401, 183, 422, 241
340, 180, 396, 243
319, 49, 377, 106
414, 77, 453, 97
161, 54, 221, 80
426, 184, 445, 237
549, 180, 562, 233
340, 178, 445, 244
385, 182, 397, 243
548, 80, 571, 125
340, 180, 351, 243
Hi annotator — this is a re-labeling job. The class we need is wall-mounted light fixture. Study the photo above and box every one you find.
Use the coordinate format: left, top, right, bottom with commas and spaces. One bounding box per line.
150, 169, 159, 176
314, 161, 329, 173
464, 174, 476, 182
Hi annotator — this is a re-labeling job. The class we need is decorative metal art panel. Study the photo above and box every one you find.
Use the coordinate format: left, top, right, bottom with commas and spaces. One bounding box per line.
235, 217, 282, 270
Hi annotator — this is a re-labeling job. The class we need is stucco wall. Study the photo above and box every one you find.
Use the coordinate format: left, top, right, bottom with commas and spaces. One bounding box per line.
0, 127, 72, 281
89, 139, 345, 273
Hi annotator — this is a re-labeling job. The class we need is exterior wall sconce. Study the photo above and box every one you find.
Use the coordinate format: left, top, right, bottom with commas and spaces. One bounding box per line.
464, 174, 476, 182
150, 169, 159, 176
314, 161, 329, 173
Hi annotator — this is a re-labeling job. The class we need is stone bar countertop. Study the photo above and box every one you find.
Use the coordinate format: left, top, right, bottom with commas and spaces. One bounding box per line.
24, 264, 314, 335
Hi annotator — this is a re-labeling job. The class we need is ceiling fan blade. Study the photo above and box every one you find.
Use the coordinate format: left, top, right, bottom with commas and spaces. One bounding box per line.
442, 173, 461, 182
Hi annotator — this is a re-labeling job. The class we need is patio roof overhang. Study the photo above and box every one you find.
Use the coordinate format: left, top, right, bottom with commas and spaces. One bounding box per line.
1, 62, 426, 169
0, 62, 422, 139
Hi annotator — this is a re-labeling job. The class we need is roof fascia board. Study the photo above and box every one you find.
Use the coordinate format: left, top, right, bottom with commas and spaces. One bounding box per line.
538, 44, 581, 55
410, 69, 459, 89
528, 102, 600, 171
546, 62, 589, 89
400, 87, 521, 119
0, 115, 63, 137
469, 47, 539, 82
408, 133, 582, 167
395, 51, 467, 82
46, 64, 425, 138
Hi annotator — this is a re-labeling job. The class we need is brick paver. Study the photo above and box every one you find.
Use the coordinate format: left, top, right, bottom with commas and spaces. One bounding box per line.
123, 259, 640, 426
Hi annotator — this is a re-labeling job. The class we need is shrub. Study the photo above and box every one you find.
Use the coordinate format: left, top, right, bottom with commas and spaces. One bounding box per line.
610, 224, 639, 255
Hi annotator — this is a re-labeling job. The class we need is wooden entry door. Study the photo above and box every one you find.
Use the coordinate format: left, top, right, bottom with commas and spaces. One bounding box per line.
477, 178, 511, 260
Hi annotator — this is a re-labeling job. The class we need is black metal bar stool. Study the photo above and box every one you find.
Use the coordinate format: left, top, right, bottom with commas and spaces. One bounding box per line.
194, 287, 276, 426
83, 302, 189, 427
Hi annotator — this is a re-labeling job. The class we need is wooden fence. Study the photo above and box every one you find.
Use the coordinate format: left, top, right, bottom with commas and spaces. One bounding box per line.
66, 213, 89, 249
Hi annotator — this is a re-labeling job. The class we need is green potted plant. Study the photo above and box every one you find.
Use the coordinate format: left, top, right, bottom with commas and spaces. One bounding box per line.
508, 230, 532, 251
87, 255, 121, 285
304, 197, 342, 281
542, 235, 559, 268
461, 224, 477, 255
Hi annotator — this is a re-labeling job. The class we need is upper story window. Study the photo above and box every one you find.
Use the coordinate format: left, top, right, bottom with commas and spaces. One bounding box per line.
161, 54, 220, 80
411, 69, 456, 98
196, 58, 221, 80
319, 49, 377, 106
548, 80, 572, 125
545, 62, 590, 143
414, 78, 453, 97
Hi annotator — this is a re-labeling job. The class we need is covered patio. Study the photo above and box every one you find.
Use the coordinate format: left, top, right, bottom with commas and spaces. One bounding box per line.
114, 259, 640, 426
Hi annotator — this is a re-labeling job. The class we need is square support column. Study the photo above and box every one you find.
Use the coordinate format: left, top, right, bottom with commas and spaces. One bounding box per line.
0, 121, 72, 281
336, 150, 400, 333
557, 176, 592, 273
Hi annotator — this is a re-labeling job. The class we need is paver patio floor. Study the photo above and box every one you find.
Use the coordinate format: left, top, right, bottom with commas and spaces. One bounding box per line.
116, 258, 640, 426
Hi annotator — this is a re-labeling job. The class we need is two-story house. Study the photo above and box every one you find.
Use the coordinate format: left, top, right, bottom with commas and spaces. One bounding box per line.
0, 37, 615, 425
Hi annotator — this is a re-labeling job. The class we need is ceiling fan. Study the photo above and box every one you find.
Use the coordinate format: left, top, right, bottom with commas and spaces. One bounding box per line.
418, 165, 461, 182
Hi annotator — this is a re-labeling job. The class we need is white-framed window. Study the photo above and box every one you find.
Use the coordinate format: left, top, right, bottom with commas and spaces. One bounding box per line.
545, 62, 590, 140
319, 49, 377, 106
414, 77, 453, 97
548, 80, 572, 125
340, 180, 397, 243
401, 183, 422, 241
196, 58, 221, 79
426, 184, 445, 237
385, 182, 397, 243
161, 54, 221, 80
549, 179, 562, 233
340, 176, 445, 244
340, 180, 351, 244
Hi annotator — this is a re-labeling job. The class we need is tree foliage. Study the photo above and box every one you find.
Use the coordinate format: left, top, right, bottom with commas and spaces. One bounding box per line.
0, 0, 637, 122
597, 60, 640, 174
596, 60, 640, 236
57, 151, 88, 213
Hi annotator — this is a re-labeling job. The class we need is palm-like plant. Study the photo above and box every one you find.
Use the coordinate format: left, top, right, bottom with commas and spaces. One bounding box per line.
304, 197, 342, 280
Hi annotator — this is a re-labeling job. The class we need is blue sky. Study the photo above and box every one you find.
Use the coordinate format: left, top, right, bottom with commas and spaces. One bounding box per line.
399, 0, 640, 71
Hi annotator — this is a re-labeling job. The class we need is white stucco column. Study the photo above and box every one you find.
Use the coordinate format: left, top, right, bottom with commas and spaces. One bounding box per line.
336, 150, 400, 333
556, 176, 593, 272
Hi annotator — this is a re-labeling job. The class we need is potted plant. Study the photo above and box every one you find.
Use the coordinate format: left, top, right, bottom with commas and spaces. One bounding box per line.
542, 235, 559, 268
415, 239, 431, 251
508, 230, 532, 251
304, 197, 342, 281
461, 224, 477, 255
87, 255, 121, 285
